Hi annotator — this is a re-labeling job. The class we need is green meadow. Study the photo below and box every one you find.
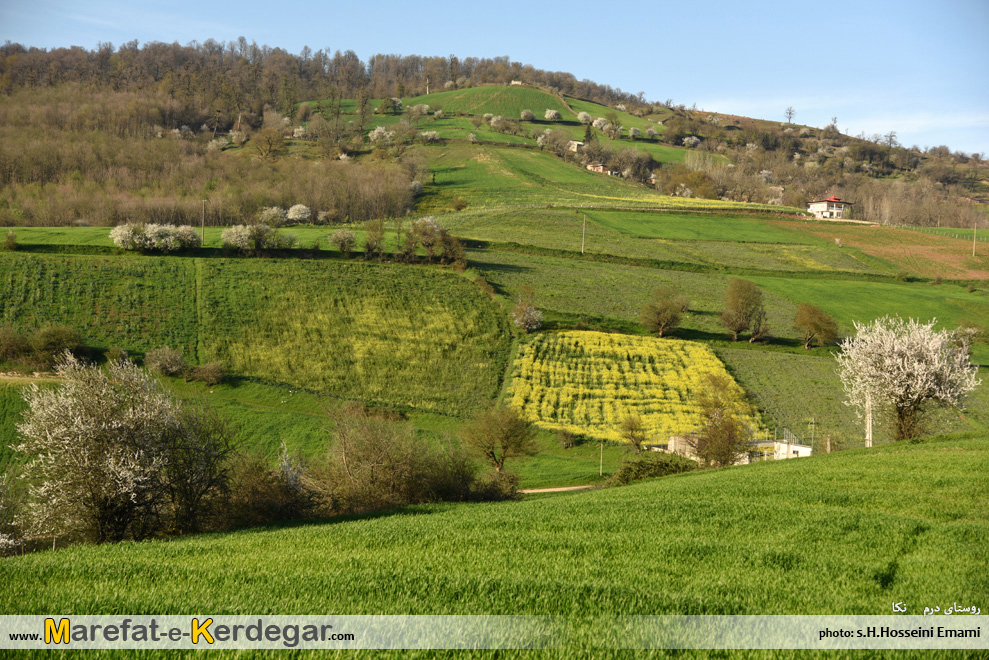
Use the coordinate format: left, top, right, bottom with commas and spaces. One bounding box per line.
2, 437, 987, 658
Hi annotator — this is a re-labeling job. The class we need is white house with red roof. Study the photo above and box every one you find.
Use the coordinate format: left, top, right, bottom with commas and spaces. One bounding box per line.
808, 195, 853, 219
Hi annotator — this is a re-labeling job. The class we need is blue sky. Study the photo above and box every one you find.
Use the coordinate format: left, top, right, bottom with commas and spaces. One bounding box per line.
3, 0, 987, 155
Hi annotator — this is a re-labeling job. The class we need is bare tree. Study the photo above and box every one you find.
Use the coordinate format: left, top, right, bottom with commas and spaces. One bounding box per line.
835, 316, 981, 442
460, 406, 538, 473
785, 106, 795, 123
794, 303, 839, 349
640, 285, 689, 338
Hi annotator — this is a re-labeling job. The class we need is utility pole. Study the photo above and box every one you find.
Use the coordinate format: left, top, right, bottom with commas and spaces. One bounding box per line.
581, 214, 586, 254
865, 395, 873, 448
974, 217, 978, 258
201, 199, 208, 245
599, 440, 603, 477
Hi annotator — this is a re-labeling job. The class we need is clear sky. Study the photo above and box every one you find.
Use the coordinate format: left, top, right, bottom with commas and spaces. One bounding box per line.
3, 0, 987, 155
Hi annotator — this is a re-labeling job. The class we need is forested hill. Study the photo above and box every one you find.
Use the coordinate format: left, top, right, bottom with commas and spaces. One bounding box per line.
0, 40, 643, 121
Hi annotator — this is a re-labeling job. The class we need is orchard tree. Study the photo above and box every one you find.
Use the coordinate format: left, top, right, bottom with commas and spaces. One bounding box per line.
836, 316, 981, 441
577, 112, 592, 124
640, 285, 689, 338
520, 109, 535, 121
794, 303, 839, 349
544, 109, 562, 121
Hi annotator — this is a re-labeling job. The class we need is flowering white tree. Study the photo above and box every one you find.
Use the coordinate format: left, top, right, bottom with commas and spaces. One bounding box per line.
544, 109, 562, 121
258, 206, 288, 227
110, 223, 200, 252
16, 355, 181, 543
520, 109, 535, 121
628, 127, 642, 140
0, 473, 21, 555
420, 130, 439, 143
368, 125, 395, 144
287, 204, 312, 224
836, 316, 981, 442
330, 228, 357, 257
683, 135, 701, 148
577, 112, 592, 124
645, 125, 658, 139
592, 117, 608, 130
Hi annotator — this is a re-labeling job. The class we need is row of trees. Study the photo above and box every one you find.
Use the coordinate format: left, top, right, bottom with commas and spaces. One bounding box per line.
1, 354, 539, 552
640, 278, 831, 345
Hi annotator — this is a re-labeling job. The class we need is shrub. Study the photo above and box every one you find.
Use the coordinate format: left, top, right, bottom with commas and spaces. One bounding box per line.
312, 405, 478, 515
104, 346, 129, 363
330, 228, 357, 257
221, 225, 251, 252
512, 287, 542, 333
520, 109, 535, 121
368, 126, 395, 144
608, 452, 696, 486
286, 204, 312, 224
420, 131, 439, 143
145, 346, 186, 377
189, 361, 225, 386
14, 355, 233, 543
0, 326, 29, 361
450, 196, 468, 211
592, 117, 608, 130
110, 223, 199, 251
172, 225, 202, 249
2, 231, 16, 251
544, 109, 561, 121
259, 206, 288, 227
30, 325, 82, 369
645, 125, 658, 139
577, 112, 591, 124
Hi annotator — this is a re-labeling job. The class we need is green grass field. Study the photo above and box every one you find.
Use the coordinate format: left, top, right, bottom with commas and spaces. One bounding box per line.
2, 436, 987, 657
402, 85, 573, 119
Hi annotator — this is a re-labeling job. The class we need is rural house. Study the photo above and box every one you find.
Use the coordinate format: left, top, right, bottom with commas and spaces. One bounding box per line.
808, 195, 853, 219
586, 161, 606, 173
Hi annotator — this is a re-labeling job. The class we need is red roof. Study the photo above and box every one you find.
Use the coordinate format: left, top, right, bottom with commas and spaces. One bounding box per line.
809, 196, 853, 205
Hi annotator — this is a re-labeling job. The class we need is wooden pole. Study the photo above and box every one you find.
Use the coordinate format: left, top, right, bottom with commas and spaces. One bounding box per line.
201, 199, 207, 244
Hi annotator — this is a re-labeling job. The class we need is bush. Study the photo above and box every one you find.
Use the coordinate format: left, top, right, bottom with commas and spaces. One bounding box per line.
286, 204, 312, 224
608, 452, 697, 486
577, 112, 591, 124
104, 346, 129, 363
330, 228, 357, 257
544, 109, 561, 121
471, 470, 521, 501
189, 361, 225, 386
2, 231, 16, 251
30, 325, 82, 369
450, 196, 468, 211
110, 223, 200, 252
145, 346, 186, 376
520, 109, 535, 121
14, 355, 233, 543
259, 206, 288, 227
313, 405, 478, 515
0, 326, 29, 361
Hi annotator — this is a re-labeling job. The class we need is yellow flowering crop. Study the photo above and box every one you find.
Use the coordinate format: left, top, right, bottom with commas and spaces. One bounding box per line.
509, 331, 759, 443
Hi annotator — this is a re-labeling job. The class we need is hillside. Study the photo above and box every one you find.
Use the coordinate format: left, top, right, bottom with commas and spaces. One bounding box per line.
2, 436, 987, 656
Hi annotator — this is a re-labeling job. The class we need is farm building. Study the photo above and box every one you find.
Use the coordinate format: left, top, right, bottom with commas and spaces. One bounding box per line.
808, 195, 853, 219
568, 140, 584, 152
772, 441, 813, 460
586, 161, 606, 173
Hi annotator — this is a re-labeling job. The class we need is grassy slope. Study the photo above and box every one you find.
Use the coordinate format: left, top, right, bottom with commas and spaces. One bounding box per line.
2, 437, 987, 657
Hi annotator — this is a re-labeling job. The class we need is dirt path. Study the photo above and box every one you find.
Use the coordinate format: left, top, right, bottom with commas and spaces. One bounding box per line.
521, 485, 597, 494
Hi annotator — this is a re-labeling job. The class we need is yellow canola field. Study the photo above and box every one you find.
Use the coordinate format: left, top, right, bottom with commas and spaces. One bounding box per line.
509, 331, 758, 443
